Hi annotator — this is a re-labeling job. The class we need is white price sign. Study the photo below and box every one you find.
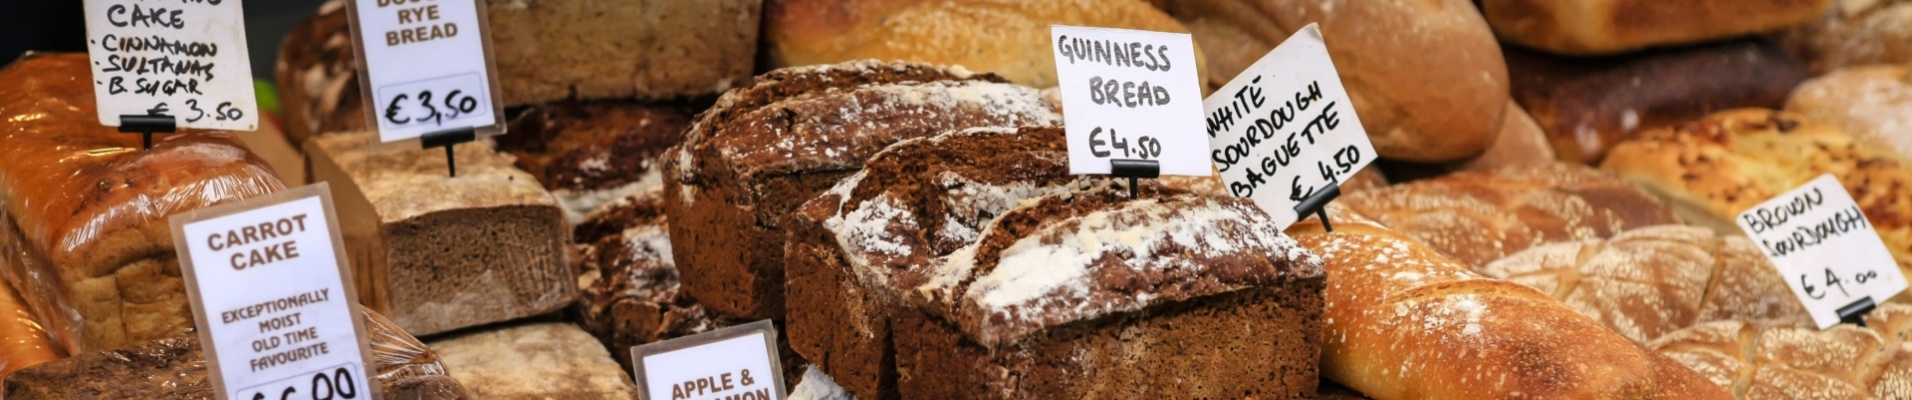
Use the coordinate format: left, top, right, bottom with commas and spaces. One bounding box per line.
1736, 174, 1907, 328
1050, 25, 1210, 176
82, 0, 259, 131
170, 184, 378, 400
1203, 24, 1374, 229
346, 0, 504, 143
633, 320, 786, 400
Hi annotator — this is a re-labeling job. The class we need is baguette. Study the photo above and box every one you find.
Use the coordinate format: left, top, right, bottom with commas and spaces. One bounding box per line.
1286, 205, 1657, 399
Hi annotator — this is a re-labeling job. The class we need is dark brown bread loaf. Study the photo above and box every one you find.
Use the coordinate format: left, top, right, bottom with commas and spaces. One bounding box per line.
1505, 39, 1810, 164
1481, 225, 1808, 344
894, 186, 1323, 399
2, 308, 471, 399
495, 102, 692, 222
1340, 164, 1680, 269
663, 60, 1060, 320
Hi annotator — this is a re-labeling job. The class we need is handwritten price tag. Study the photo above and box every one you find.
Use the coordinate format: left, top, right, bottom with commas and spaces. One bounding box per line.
347, 0, 503, 142
82, 0, 258, 131
1050, 25, 1210, 176
1203, 24, 1374, 229
1735, 174, 1907, 328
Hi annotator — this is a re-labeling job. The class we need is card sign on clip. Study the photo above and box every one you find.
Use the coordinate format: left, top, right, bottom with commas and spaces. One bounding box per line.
1202, 24, 1374, 230
81, 0, 259, 131
1735, 174, 1907, 329
345, 0, 505, 143
170, 183, 378, 400
632, 320, 786, 400
1050, 25, 1209, 176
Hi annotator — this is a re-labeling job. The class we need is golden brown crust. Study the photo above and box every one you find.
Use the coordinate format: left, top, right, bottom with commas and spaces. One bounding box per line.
764, 0, 1208, 89
1484, 0, 1832, 55
1158, 0, 1509, 163
1286, 205, 1658, 400
0, 280, 61, 378
1651, 304, 1912, 399
1781, 0, 1912, 74
1786, 64, 1912, 161
1454, 101, 1557, 171
1599, 108, 1912, 302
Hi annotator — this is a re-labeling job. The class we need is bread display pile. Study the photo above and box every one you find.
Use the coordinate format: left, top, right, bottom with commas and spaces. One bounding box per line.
4, 0, 1912, 398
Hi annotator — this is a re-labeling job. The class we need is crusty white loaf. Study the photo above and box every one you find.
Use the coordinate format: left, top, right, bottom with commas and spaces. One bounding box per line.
1481, 225, 1808, 344
1787, 65, 1912, 162
1482, 0, 1832, 55
1651, 303, 1912, 399
1154, 0, 1510, 163
1286, 205, 1659, 399
1600, 108, 1912, 303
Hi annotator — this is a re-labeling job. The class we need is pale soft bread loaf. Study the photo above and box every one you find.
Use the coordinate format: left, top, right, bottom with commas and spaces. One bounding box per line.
1286, 205, 1658, 399
1650, 303, 1912, 399
306, 131, 574, 335
1786, 65, 1912, 161
1154, 0, 1508, 163
1481, 0, 1832, 55
427, 322, 638, 399
1505, 39, 1810, 164
1480, 225, 1808, 344
1599, 108, 1912, 302
1340, 164, 1679, 268
1782, 0, 1912, 74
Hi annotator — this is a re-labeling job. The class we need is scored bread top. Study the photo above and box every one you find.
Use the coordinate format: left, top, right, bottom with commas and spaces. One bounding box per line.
1341, 163, 1679, 269
0, 53, 285, 276
668, 60, 1059, 190
1650, 303, 1912, 398
1600, 108, 1912, 291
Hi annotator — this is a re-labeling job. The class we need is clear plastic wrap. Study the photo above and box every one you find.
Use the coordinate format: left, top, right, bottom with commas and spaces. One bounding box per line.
0, 53, 286, 353
1, 306, 471, 399
0, 275, 61, 379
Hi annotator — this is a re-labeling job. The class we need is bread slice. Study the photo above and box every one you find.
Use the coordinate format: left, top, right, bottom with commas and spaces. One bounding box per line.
306, 131, 573, 335
427, 322, 638, 399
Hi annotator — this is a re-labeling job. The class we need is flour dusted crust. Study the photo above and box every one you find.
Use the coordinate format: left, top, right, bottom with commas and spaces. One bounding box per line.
1600, 108, 1912, 302
663, 60, 1060, 320
1651, 303, 1912, 399
1341, 163, 1678, 269
495, 102, 691, 222
0, 54, 285, 352
1787, 65, 1912, 162
427, 323, 638, 399
1481, 225, 1808, 343
1482, 0, 1832, 55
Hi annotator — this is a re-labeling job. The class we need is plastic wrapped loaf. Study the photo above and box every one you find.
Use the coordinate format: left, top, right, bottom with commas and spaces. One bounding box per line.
3, 306, 472, 399
0, 53, 286, 353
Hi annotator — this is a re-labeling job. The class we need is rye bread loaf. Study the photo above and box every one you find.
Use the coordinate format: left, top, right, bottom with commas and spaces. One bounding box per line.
764, 0, 1207, 89
784, 127, 1101, 399
494, 102, 692, 222
1599, 108, 1912, 302
427, 322, 639, 399
1480, 225, 1809, 343
1786, 64, 1912, 161
0, 53, 286, 353
895, 186, 1324, 399
1505, 39, 1810, 163
276, 0, 759, 142
1286, 205, 1662, 399
1650, 303, 1912, 399
1153, 0, 1510, 162
2, 307, 471, 399
662, 60, 1060, 320
306, 130, 573, 335
1339, 164, 1679, 269
1782, 0, 1912, 74
1481, 0, 1832, 55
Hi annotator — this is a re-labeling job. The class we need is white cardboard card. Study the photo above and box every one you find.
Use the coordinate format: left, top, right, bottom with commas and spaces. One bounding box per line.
1202, 24, 1374, 229
170, 183, 378, 400
632, 320, 786, 400
82, 0, 259, 131
1050, 25, 1210, 176
1735, 174, 1907, 328
346, 0, 505, 143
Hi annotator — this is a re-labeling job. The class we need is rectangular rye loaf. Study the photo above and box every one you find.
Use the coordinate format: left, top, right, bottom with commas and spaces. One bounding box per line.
663, 60, 1059, 319
276, 0, 760, 143
895, 190, 1325, 399
306, 130, 573, 335
0, 53, 286, 353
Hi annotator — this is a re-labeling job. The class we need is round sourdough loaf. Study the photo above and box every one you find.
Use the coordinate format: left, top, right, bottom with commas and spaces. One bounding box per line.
1650, 303, 1912, 399
1787, 65, 1912, 162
